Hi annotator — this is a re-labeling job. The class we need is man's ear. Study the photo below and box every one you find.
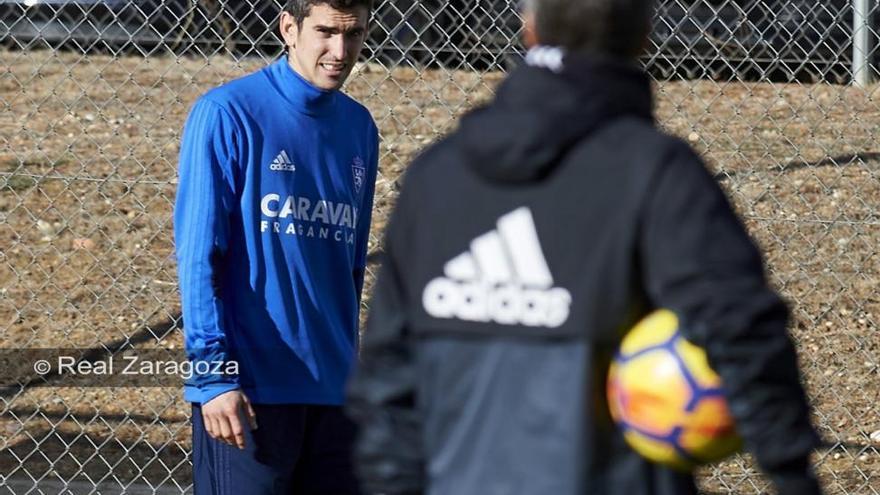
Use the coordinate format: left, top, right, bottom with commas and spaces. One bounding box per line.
522, 10, 538, 49
279, 11, 299, 50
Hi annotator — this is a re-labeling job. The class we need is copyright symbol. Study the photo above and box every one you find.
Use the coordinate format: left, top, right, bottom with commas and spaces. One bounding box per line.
33, 360, 51, 375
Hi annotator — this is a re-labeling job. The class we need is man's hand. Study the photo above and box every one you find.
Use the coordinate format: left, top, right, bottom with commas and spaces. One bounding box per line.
201, 390, 258, 449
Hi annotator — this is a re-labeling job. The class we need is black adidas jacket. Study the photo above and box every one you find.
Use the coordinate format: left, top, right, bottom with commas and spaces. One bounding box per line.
347, 51, 822, 495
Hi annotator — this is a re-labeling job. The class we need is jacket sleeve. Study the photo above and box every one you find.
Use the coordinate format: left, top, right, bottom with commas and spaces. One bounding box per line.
354, 121, 380, 303
174, 97, 240, 404
639, 140, 822, 495
346, 179, 425, 495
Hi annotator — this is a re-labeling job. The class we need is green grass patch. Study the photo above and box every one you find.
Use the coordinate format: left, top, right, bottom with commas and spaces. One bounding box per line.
1, 158, 43, 192
2, 173, 36, 192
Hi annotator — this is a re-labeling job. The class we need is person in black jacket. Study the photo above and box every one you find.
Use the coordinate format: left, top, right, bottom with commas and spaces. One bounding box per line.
346, 0, 824, 494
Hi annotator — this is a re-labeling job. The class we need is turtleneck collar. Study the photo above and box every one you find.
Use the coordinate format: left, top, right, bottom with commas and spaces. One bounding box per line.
266, 56, 338, 117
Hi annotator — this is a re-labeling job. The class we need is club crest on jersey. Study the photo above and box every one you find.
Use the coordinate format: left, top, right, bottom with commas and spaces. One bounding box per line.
352, 156, 366, 193
422, 207, 572, 328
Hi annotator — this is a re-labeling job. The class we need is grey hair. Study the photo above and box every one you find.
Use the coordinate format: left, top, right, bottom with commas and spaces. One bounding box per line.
522, 0, 653, 58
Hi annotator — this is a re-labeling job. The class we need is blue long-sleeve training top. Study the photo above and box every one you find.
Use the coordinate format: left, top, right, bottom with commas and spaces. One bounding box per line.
175, 57, 379, 405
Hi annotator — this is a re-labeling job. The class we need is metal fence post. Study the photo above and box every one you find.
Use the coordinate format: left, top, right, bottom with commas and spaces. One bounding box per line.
853, 0, 873, 86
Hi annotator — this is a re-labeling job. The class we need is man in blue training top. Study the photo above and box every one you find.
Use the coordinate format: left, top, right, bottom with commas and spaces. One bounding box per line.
174, 0, 377, 493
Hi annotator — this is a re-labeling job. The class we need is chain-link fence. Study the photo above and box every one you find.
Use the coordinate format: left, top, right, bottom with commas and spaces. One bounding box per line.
0, 0, 878, 493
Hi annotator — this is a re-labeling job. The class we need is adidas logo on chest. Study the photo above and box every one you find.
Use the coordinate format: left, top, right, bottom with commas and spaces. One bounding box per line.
422, 207, 571, 328
270, 150, 295, 172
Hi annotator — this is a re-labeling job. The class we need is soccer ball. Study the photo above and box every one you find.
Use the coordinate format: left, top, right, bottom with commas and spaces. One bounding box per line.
607, 309, 743, 470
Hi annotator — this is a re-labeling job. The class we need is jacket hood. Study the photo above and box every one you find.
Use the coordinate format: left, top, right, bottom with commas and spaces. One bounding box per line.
458, 47, 654, 183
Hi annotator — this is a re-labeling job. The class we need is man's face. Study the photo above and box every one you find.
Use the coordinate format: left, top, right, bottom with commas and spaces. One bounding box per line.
280, 4, 369, 91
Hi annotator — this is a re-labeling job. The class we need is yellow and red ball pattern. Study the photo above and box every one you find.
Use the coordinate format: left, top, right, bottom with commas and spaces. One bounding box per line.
607, 310, 742, 471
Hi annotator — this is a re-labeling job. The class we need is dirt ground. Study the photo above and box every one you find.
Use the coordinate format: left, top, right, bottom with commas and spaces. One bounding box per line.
1, 48, 878, 493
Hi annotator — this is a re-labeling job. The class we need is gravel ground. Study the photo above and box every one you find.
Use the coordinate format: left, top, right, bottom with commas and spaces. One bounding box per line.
1, 48, 879, 493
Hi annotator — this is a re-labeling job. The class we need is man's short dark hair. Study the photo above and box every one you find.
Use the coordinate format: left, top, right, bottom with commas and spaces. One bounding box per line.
527, 0, 653, 57
284, 0, 374, 28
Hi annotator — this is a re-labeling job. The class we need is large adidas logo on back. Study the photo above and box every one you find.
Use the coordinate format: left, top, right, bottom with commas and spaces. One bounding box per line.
422, 207, 571, 328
